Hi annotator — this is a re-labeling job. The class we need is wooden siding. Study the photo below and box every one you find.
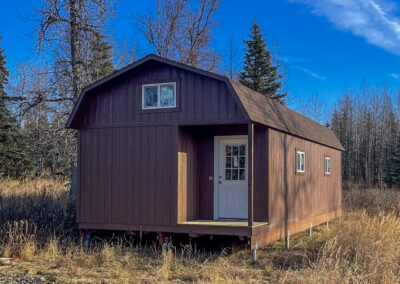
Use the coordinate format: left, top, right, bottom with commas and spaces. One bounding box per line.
81, 61, 245, 128
198, 135, 214, 219
253, 124, 268, 222
268, 128, 342, 225
73, 56, 343, 244
78, 126, 178, 226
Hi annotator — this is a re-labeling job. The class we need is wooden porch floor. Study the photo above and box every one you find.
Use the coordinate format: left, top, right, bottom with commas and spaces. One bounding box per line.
180, 220, 268, 227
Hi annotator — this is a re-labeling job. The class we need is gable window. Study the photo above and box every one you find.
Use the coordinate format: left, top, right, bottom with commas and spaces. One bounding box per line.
142, 82, 176, 109
296, 151, 305, 173
325, 157, 331, 175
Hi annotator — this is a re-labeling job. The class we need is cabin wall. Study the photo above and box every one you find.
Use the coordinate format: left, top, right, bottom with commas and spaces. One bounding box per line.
78, 126, 178, 227
81, 61, 245, 128
268, 128, 342, 225
77, 61, 248, 229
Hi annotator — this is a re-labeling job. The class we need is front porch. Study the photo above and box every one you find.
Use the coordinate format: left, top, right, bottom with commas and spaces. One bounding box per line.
177, 123, 268, 230
178, 219, 269, 238
177, 210, 341, 249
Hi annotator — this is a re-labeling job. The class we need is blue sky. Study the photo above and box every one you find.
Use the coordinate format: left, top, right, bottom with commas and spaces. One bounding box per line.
1, 0, 400, 109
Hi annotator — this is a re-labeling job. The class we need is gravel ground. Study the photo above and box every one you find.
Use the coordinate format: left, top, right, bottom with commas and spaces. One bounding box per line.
0, 273, 53, 284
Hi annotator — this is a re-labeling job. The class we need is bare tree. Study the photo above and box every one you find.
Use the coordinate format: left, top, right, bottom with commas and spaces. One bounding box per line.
137, 0, 185, 59
137, 0, 222, 71
221, 36, 239, 79
35, 0, 116, 99
114, 37, 137, 69
299, 92, 327, 124
331, 84, 400, 187
179, 0, 221, 70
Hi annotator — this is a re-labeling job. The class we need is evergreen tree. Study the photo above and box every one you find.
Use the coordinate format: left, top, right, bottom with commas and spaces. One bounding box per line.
239, 20, 286, 104
87, 34, 114, 83
0, 36, 34, 179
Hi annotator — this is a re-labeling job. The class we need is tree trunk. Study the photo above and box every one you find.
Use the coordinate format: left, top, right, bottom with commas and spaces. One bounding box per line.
69, 0, 81, 100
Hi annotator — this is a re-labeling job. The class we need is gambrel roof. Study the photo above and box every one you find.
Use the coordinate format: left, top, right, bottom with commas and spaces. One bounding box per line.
230, 80, 344, 151
67, 54, 344, 151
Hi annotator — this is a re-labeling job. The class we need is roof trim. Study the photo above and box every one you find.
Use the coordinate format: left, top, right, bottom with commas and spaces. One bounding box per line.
66, 54, 250, 128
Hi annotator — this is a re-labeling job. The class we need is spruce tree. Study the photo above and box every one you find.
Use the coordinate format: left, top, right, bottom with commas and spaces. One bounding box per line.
88, 34, 114, 83
239, 20, 286, 104
0, 36, 34, 179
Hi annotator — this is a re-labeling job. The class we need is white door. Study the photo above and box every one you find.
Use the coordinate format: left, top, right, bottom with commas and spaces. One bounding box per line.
215, 136, 248, 219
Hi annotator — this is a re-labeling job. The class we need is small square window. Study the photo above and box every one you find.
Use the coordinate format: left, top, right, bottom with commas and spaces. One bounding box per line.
296, 151, 305, 173
142, 82, 176, 109
325, 157, 331, 175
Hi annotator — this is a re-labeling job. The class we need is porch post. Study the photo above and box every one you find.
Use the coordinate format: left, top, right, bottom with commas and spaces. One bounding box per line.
248, 122, 254, 227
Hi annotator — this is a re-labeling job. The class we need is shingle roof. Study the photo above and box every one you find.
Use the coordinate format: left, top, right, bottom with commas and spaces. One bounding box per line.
229, 80, 344, 151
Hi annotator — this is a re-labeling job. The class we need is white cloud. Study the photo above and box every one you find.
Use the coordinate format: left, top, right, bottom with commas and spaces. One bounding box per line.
290, 0, 400, 54
293, 66, 326, 80
390, 73, 400, 78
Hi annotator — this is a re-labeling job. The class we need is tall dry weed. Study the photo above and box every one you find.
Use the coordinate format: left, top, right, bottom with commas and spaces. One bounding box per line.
284, 210, 400, 283
1, 179, 400, 283
0, 178, 76, 241
343, 185, 400, 214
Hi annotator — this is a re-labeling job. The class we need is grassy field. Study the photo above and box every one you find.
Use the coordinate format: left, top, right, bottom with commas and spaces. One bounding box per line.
0, 179, 400, 283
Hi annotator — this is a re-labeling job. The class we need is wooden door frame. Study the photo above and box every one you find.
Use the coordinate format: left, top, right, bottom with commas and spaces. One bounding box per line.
213, 135, 248, 220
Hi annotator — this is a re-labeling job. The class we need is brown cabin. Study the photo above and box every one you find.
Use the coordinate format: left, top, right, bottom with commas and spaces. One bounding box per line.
67, 54, 344, 249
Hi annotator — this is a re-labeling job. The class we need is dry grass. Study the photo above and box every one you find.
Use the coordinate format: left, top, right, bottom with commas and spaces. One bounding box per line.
0, 179, 400, 283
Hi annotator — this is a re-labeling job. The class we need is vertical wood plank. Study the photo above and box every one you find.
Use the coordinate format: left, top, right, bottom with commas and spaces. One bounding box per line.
76, 131, 81, 223
104, 128, 112, 223
98, 128, 105, 223
219, 84, 228, 121
177, 152, 187, 223
91, 129, 99, 223
148, 126, 156, 224
133, 127, 141, 224
248, 123, 254, 227
141, 126, 150, 224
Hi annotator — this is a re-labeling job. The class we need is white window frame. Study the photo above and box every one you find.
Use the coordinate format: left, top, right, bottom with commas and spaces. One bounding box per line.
142, 82, 176, 110
296, 151, 305, 173
325, 156, 331, 175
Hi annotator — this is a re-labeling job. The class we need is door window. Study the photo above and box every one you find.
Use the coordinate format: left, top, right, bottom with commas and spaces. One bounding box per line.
225, 144, 246, 180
